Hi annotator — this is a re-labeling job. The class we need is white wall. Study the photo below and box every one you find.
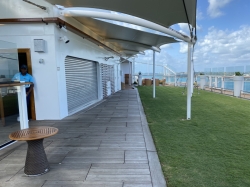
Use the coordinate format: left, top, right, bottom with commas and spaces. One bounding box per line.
0, 23, 121, 120
54, 25, 120, 118
0, 24, 60, 120
0, 0, 121, 119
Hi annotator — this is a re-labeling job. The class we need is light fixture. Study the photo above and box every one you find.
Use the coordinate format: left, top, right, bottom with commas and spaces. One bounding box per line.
58, 23, 67, 32
104, 56, 114, 61
59, 36, 70, 44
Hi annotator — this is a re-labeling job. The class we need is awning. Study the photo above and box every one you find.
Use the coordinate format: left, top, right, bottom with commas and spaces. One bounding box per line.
46, 0, 197, 28
74, 17, 178, 56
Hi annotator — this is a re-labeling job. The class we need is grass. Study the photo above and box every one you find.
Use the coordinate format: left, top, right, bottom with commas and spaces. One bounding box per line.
137, 86, 250, 187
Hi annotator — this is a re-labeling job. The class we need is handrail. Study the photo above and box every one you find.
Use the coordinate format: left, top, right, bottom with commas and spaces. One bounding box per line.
0, 82, 33, 88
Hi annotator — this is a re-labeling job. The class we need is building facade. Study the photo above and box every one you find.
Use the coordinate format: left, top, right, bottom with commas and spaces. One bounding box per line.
0, 0, 121, 120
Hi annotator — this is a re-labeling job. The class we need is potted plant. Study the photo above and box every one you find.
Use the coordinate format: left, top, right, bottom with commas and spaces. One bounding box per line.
235, 71, 243, 76
199, 73, 206, 89
233, 72, 244, 97
138, 72, 142, 86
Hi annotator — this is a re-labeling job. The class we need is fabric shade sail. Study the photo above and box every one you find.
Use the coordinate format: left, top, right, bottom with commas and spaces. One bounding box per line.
74, 17, 178, 56
46, 0, 197, 28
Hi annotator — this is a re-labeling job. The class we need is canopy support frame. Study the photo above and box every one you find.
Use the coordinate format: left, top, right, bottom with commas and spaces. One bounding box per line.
153, 51, 156, 98
187, 43, 192, 119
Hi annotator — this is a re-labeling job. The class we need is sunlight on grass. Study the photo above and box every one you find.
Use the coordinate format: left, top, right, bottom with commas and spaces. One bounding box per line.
138, 86, 250, 187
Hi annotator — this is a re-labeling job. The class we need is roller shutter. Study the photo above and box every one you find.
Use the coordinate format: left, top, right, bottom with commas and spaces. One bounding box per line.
65, 56, 98, 115
101, 63, 115, 98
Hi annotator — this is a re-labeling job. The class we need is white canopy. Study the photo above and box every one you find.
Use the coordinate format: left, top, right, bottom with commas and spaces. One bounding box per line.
46, 0, 197, 28
74, 17, 178, 56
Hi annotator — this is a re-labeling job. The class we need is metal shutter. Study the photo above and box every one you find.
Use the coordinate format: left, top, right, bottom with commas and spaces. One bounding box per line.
65, 56, 98, 115
101, 63, 115, 98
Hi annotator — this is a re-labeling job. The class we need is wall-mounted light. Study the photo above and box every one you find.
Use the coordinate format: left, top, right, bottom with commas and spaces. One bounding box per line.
59, 36, 70, 44
104, 56, 114, 61
58, 23, 67, 32
39, 59, 44, 64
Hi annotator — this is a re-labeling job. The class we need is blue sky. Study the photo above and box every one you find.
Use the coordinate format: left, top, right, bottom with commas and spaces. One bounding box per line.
133, 0, 250, 73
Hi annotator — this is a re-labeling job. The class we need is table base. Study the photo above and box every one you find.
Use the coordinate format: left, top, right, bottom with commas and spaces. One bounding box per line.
24, 139, 50, 176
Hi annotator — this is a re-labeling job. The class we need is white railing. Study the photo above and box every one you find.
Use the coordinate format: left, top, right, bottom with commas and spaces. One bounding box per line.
163, 74, 250, 98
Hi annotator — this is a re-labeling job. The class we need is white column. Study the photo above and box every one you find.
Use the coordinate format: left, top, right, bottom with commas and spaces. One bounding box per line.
153, 51, 156, 98
133, 58, 135, 83
200, 75, 206, 89
16, 85, 29, 130
129, 60, 131, 85
233, 76, 244, 97
214, 77, 218, 88
221, 77, 225, 89
191, 62, 194, 95
187, 43, 192, 120
209, 76, 212, 88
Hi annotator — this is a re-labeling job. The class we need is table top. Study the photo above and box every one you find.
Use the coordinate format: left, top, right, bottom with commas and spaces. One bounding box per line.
9, 126, 58, 141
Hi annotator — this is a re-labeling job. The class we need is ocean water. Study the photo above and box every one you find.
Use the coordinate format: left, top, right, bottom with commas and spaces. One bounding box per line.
141, 75, 164, 80
164, 76, 250, 92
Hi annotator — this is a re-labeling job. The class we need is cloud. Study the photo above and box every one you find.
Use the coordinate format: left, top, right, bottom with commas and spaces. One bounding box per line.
161, 44, 171, 49
196, 23, 202, 31
193, 25, 250, 70
177, 23, 190, 36
134, 48, 180, 74
196, 9, 204, 20
180, 42, 188, 53
207, 0, 233, 18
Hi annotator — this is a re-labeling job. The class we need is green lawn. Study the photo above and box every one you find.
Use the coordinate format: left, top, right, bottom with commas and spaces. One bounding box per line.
137, 86, 250, 187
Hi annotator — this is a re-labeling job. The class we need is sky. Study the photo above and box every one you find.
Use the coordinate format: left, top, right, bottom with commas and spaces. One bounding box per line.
132, 0, 250, 73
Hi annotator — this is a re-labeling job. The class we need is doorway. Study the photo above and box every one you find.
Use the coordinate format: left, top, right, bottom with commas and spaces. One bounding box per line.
18, 49, 36, 120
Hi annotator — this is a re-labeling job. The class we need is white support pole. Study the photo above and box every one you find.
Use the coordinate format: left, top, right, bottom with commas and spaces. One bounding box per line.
191, 62, 194, 95
153, 51, 156, 98
133, 58, 135, 83
15, 85, 29, 130
128, 61, 132, 86
187, 43, 192, 120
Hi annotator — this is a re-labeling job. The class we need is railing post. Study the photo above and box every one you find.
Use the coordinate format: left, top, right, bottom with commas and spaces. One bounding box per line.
209, 76, 212, 88
215, 77, 218, 88
15, 85, 29, 130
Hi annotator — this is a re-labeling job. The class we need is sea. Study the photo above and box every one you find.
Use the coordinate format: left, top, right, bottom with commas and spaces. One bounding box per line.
140, 75, 250, 92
